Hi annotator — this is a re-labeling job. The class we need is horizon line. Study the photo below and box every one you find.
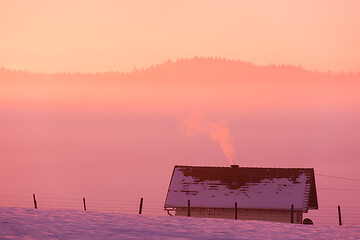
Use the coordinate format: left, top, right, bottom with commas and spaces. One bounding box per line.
1, 56, 359, 75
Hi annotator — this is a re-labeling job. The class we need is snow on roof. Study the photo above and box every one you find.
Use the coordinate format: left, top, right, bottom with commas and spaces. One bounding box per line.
164, 165, 318, 211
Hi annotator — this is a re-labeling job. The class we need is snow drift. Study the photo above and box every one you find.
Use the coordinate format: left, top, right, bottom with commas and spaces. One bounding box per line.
0, 207, 359, 239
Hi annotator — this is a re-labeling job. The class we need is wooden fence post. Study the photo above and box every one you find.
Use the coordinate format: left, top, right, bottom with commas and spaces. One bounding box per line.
83, 197, 87, 211
235, 202, 238, 220
338, 205, 342, 226
139, 198, 143, 214
291, 204, 294, 223
33, 194, 37, 209
188, 200, 190, 217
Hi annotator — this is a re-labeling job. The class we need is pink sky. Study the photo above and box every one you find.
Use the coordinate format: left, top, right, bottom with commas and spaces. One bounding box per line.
1, 0, 360, 73
1, 1, 360, 224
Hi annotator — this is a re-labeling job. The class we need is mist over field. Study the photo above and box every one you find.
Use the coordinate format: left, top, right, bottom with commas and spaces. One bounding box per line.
1, 59, 360, 223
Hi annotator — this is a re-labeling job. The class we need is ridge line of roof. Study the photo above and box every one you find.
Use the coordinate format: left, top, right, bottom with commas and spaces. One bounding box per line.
174, 165, 314, 170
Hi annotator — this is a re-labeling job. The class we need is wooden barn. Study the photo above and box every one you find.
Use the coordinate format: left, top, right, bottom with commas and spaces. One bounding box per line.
164, 165, 318, 224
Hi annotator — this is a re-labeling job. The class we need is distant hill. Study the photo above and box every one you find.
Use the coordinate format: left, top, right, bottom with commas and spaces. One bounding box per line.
1, 57, 359, 111
1, 57, 359, 82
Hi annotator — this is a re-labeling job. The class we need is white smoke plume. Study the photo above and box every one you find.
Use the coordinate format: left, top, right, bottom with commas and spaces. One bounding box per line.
182, 113, 237, 165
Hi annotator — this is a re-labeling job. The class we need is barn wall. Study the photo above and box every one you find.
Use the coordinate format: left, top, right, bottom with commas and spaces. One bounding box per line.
175, 207, 303, 224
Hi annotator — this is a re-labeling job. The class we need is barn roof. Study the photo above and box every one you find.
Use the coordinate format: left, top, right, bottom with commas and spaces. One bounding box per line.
164, 165, 318, 212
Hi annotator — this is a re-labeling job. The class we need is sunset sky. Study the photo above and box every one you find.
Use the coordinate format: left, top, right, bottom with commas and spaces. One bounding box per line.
1, 0, 360, 73
1, 0, 360, 225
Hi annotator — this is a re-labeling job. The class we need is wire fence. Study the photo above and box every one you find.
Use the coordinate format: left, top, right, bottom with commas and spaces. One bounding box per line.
304, 206, 360, 227
0, 195, 165, 216
1, 195, 359, 226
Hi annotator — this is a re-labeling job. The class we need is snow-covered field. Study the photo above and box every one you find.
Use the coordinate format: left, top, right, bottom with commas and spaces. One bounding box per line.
0, 207, 359, 239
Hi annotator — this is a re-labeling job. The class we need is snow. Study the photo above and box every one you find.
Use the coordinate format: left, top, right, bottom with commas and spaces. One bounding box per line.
1, 207, 359, 239
165, 167, 310, 210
